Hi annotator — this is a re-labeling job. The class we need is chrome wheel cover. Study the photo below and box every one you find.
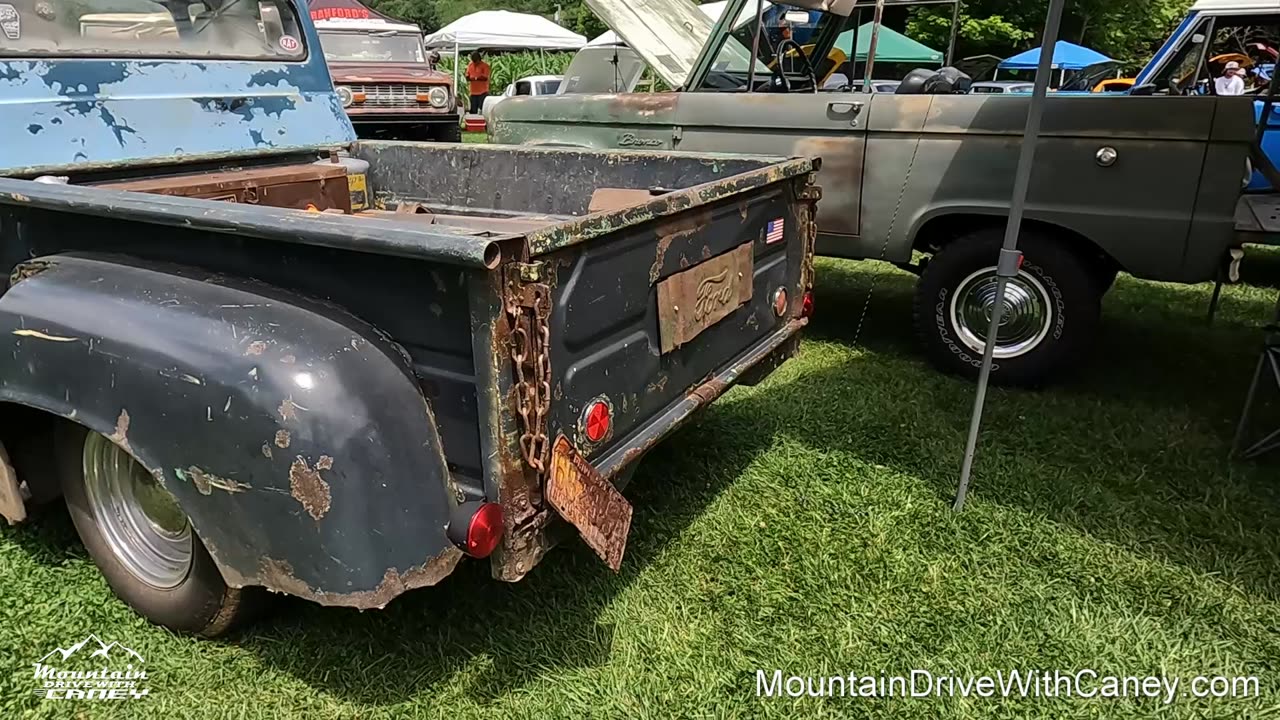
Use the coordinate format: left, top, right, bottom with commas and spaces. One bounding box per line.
949, 267, 1053, 359
83, 432, 192, 589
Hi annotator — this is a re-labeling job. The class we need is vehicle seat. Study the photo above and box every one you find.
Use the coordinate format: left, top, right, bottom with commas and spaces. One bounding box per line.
895, 68, 934, 95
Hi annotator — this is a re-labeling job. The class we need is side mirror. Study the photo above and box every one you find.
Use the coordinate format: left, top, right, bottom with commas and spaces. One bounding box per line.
1128, 83, 1156, 96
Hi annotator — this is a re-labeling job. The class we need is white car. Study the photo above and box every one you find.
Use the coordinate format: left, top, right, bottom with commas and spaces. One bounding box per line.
482, 75, 563, 120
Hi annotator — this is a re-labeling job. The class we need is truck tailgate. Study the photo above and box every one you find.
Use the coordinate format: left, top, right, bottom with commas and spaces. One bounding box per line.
510, 159, 817, 563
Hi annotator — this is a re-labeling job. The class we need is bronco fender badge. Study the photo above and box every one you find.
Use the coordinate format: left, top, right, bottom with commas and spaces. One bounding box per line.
0, 4, 20, 40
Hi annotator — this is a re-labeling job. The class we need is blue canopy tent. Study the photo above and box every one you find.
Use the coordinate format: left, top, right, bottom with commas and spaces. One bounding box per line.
996, 41, 1114, 86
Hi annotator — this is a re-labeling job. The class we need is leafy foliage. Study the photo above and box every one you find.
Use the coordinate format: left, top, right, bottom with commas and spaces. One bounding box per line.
367, 0, 605, 37
437, 50, 576, 101
907, 0, 1195, 67
366, 0, 1200, 72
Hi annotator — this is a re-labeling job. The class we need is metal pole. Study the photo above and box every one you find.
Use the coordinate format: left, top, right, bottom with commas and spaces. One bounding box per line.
863, 0, 887, 93
953, 0, 1067, 512
853, 6, 865, 85
746, 0, 764, 92
946, 0, 961, 66
453, 40, 461, 110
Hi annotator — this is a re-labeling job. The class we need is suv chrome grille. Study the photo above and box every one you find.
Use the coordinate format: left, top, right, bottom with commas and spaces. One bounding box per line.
347, 84, 438, 108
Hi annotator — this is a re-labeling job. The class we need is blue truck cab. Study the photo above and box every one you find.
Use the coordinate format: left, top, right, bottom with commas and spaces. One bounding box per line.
0, 0, 820, 636
1134, 0, 1280, 190
1, 0, 356, 174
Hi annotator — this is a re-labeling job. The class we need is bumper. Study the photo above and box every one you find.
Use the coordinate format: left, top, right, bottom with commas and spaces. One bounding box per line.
596, 317, 807, 481
347, 112, 460, 125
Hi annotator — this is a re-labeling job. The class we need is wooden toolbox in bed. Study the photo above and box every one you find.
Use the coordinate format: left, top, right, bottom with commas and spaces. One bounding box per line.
100, 163, 353, 214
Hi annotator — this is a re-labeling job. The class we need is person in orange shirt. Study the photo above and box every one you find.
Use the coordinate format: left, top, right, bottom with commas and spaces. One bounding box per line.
465, 51, 491, 115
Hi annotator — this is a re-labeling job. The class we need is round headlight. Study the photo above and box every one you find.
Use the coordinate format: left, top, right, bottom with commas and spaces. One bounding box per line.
336, 85, 354, 108
429, 86, 450, 108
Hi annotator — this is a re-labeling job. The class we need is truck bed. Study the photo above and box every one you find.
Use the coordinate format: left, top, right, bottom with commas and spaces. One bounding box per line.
0, 141, 818, 599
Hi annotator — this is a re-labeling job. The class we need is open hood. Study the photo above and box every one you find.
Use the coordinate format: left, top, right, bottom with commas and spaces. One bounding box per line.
585, 0, 718, 89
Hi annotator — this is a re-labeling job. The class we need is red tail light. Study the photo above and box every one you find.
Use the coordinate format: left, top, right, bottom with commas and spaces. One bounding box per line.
801, 290, 815, 319
584, 399, 612, 443
448, 502, 504, 558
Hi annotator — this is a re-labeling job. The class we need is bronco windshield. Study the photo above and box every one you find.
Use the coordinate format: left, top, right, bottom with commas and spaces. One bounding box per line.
317, 29, 425, 63
0, 0, 308, 59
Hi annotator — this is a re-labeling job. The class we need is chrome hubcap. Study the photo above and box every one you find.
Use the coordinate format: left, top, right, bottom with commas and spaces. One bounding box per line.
949, 267, 1053, 359
83, 432, 192, 589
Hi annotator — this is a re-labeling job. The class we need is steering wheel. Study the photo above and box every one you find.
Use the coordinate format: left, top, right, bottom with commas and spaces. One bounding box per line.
771, 38, 818, 93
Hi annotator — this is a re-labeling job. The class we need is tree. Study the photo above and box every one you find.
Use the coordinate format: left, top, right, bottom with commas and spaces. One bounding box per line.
907, 0, 1194, 67
367, 0, 605, 36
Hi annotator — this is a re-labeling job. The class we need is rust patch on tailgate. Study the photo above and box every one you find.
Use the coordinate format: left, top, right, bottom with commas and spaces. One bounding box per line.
656, 242, 753, 353
546, 435, 632, 571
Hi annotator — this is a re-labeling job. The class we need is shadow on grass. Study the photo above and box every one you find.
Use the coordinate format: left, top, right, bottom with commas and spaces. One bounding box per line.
9, 258, 1280, 707
225, 420, 771, 706
231, 260, 1280, 705
775, 261, 1280, 597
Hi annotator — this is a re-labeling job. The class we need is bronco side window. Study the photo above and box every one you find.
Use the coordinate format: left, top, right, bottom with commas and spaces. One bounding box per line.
696, 3, 816, 92
1150, 19, 1214, 95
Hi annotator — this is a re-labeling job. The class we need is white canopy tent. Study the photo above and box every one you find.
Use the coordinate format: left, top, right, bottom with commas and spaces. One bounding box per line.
424, 10, 587, 101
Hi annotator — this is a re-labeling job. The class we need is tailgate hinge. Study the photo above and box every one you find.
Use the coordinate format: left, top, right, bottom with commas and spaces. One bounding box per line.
515, 261, 547, 284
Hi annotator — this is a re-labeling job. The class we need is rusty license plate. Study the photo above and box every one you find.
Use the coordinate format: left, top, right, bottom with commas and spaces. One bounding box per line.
656, 242, 753, 354
546, 435, 633, 571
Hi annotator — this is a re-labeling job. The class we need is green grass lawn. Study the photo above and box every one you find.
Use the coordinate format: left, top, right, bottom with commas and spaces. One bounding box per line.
5, 257, 1280, 718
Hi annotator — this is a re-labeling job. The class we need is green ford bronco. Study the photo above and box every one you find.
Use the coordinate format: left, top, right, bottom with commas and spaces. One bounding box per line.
492, 0, 1260, 386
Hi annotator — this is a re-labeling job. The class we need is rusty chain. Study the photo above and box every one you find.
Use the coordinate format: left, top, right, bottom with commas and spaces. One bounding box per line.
505, 279, 553, 476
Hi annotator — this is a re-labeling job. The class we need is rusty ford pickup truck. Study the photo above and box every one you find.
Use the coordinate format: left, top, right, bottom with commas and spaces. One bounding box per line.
0, 0, 818, 635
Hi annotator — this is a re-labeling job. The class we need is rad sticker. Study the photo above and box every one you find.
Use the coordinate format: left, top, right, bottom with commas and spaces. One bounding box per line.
0, 4, 20, 41
278, 35, 300, 53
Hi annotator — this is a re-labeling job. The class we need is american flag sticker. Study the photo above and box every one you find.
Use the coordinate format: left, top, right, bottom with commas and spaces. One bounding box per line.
765, 217, 786, 244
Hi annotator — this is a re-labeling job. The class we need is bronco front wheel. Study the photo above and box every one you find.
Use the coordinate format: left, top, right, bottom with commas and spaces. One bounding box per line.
912, 230, 1100, 387
59, 425, 261, 636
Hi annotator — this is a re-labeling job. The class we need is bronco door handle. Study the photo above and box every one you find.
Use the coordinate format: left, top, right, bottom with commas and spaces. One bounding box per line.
827, 101, 864, 115
827, 100, 864, 127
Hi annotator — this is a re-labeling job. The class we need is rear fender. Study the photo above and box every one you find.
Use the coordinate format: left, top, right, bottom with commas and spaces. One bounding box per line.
0, 254, 462, 608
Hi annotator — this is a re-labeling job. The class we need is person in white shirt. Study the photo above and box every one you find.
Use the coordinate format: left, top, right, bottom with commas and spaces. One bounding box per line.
1215, 61, 1247, 96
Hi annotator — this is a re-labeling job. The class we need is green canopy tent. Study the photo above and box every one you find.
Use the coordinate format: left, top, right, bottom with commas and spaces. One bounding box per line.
834, 23, 943, 65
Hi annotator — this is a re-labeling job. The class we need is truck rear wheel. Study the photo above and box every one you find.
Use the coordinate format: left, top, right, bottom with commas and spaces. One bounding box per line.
58, 425, 262, 636
912, 229, 1100, 387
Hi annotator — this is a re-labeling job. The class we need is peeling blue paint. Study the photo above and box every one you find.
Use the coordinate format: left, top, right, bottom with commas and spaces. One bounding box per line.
0, 6, 355, 175
249, 129, 276, 148
38, 61, 132, 97
97, 106, 137, 147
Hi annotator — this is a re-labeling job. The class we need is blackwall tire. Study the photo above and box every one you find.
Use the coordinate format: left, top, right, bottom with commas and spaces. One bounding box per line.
912, 229, 1101, 387
58, 424, 264, 637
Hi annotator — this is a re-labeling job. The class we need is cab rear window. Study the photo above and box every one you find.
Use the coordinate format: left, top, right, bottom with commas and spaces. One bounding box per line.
0, 0, 308, 60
